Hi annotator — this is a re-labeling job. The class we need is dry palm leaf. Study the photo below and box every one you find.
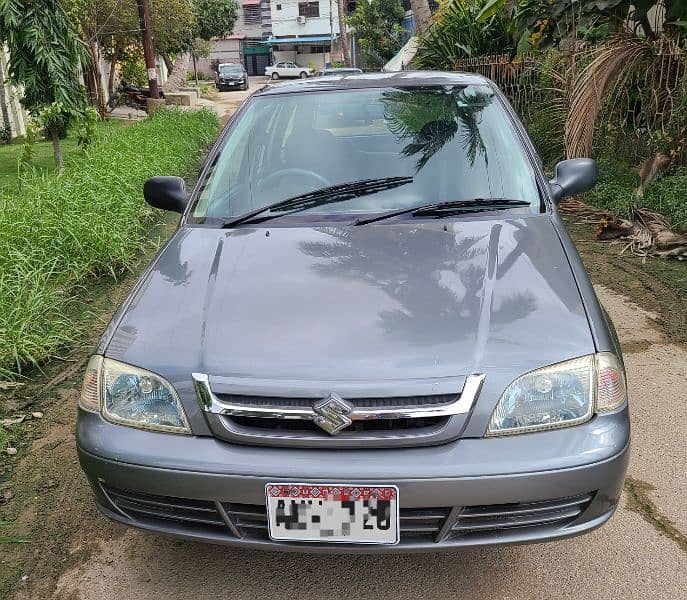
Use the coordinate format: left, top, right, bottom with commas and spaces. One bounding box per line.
565, 36, 652, 158
559, 199, 687, 260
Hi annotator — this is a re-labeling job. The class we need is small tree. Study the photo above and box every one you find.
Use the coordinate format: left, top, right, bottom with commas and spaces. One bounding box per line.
0, 0, 87, 169
193, 0, 239, 41
347, 0, 405, 69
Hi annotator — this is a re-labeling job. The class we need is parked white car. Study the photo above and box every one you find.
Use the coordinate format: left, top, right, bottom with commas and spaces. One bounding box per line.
265, 62, 313, 80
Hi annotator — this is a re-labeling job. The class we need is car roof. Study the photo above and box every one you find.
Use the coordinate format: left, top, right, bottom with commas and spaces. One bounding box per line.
255, 71, 493, 96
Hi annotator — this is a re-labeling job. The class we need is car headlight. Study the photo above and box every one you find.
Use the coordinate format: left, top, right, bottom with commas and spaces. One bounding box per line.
487, 353, 626, 436
79, 356, 191, 434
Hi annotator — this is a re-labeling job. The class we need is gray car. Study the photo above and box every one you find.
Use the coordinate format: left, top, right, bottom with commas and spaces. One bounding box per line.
77, 72, 630, 552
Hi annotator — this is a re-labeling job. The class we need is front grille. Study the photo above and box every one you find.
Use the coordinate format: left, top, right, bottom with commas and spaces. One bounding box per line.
217, 393, 458, 410
194, 372, 483, 448
219, 393, 454, 436
230, 415, 446, 433
101, 485, 594, 545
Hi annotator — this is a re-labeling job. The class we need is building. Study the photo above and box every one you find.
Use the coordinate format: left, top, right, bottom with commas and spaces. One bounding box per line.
266, 1, 345, 71
207, 0, 352, 77
205, 1, 273, 76
0, 45, 28, 139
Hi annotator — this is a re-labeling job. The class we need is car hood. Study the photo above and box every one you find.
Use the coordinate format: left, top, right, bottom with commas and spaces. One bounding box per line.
103, 217, 594, 383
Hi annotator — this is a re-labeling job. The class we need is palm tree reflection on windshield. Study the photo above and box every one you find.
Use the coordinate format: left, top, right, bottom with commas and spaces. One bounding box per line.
380, 88, 494, 171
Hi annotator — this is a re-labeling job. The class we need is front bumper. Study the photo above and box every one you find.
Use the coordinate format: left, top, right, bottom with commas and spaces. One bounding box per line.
77, 408, 630, 552
218, 79, 245, 87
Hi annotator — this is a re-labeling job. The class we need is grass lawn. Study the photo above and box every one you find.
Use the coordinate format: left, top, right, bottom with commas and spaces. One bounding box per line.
0, 120, 124, 193
0, 108, 219, 379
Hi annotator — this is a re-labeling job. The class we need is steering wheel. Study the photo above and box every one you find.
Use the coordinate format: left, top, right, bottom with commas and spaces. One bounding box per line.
258, 168, 331, 191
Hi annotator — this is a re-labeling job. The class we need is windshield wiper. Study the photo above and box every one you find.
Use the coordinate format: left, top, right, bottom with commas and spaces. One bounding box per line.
353, 198, 531, 226
218, 176, 414, 228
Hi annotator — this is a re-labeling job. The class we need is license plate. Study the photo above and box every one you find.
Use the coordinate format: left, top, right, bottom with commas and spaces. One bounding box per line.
266, 483, 399, 544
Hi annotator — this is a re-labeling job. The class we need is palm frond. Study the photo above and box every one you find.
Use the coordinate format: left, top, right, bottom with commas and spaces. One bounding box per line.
566, 35, 654, 158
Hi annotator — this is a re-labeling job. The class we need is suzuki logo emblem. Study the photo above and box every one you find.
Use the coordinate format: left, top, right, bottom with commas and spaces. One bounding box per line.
312, 393, 354, 435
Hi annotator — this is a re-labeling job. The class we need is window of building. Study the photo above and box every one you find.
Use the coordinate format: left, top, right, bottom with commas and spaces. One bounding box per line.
276, 3, 281, 8
298, 2, 319, 18
244, 6, 261, 23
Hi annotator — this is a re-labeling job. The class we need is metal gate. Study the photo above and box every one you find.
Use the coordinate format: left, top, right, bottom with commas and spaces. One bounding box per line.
245, 51, 270, 76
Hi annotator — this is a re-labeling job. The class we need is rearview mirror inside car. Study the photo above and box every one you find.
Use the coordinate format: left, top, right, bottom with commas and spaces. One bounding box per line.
143, 176, 189, 213
549, 158, 598, 204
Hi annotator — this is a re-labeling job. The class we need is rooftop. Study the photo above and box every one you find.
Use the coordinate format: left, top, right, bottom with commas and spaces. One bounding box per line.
254, 71, 493, 96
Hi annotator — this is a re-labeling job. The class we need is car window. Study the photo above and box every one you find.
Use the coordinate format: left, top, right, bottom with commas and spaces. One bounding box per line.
219, 64, 243, 73
193, 86, 541, 220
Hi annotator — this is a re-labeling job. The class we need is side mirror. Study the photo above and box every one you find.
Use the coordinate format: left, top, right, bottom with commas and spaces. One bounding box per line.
143, 176, 189, 213
549, 158, 598, 203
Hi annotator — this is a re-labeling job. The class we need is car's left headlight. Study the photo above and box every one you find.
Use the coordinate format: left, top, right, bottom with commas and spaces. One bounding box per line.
486, 353, 626, 436
79, 356, 191, 434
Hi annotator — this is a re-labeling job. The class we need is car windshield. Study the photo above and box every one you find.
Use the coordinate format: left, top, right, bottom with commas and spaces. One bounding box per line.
193, 86, 541, 221
219, 65, 242, 74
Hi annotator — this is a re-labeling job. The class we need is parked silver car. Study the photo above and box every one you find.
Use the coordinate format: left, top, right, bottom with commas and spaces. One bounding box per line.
265, 62, 312, 79
78, 72, 630, 552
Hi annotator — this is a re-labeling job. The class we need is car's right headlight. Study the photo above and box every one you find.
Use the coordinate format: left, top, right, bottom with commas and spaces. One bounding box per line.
79, 355, 191, 434
486, 353, 626, 436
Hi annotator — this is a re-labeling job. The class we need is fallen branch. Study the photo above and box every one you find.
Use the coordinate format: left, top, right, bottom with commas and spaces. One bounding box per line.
560, 199, 687, 260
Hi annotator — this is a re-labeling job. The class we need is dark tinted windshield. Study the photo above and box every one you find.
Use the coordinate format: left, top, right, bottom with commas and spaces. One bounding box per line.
219, 64, 243, 73
194, 86, 540, 219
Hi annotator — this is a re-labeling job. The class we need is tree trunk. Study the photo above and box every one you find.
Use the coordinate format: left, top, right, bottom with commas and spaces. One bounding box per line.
0, 54, 11, 136
162, 53, 174, 75
108, 44, 122, 97
336, 0, 351, 67
410, 0, 432, 37
50, 127, 64, 171
82, 27, 106, 116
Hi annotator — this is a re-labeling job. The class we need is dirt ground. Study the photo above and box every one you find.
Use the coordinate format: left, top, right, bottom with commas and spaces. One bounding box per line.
1, 92, 686, 599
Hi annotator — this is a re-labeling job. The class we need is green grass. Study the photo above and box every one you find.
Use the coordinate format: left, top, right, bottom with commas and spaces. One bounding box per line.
585, 158, 687, 231
0, 108, 219, 378
0, 121, 122, 193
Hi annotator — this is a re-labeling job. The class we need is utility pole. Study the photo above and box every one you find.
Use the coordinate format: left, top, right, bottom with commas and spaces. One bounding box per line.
137, 0, 160, 99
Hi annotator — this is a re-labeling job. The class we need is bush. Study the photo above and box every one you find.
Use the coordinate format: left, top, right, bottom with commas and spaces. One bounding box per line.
0, 122, 11, 144
413, 0, 511, 71
0, 108, 219, 377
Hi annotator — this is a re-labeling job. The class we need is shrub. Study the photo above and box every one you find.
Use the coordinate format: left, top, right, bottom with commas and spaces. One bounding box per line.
0, 122, 11, 144
413, 0, 511, 71
0, 108, 219, 377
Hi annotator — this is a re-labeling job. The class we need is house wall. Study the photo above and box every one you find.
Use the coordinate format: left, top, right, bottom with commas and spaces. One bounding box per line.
0, 46, 27, 138
271, 1, 340, 37
273, 49, 330, 69
209, 39, 244, 66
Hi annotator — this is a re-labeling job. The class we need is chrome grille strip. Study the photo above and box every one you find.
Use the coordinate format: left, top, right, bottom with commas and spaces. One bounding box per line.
192, 373, 485, 421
